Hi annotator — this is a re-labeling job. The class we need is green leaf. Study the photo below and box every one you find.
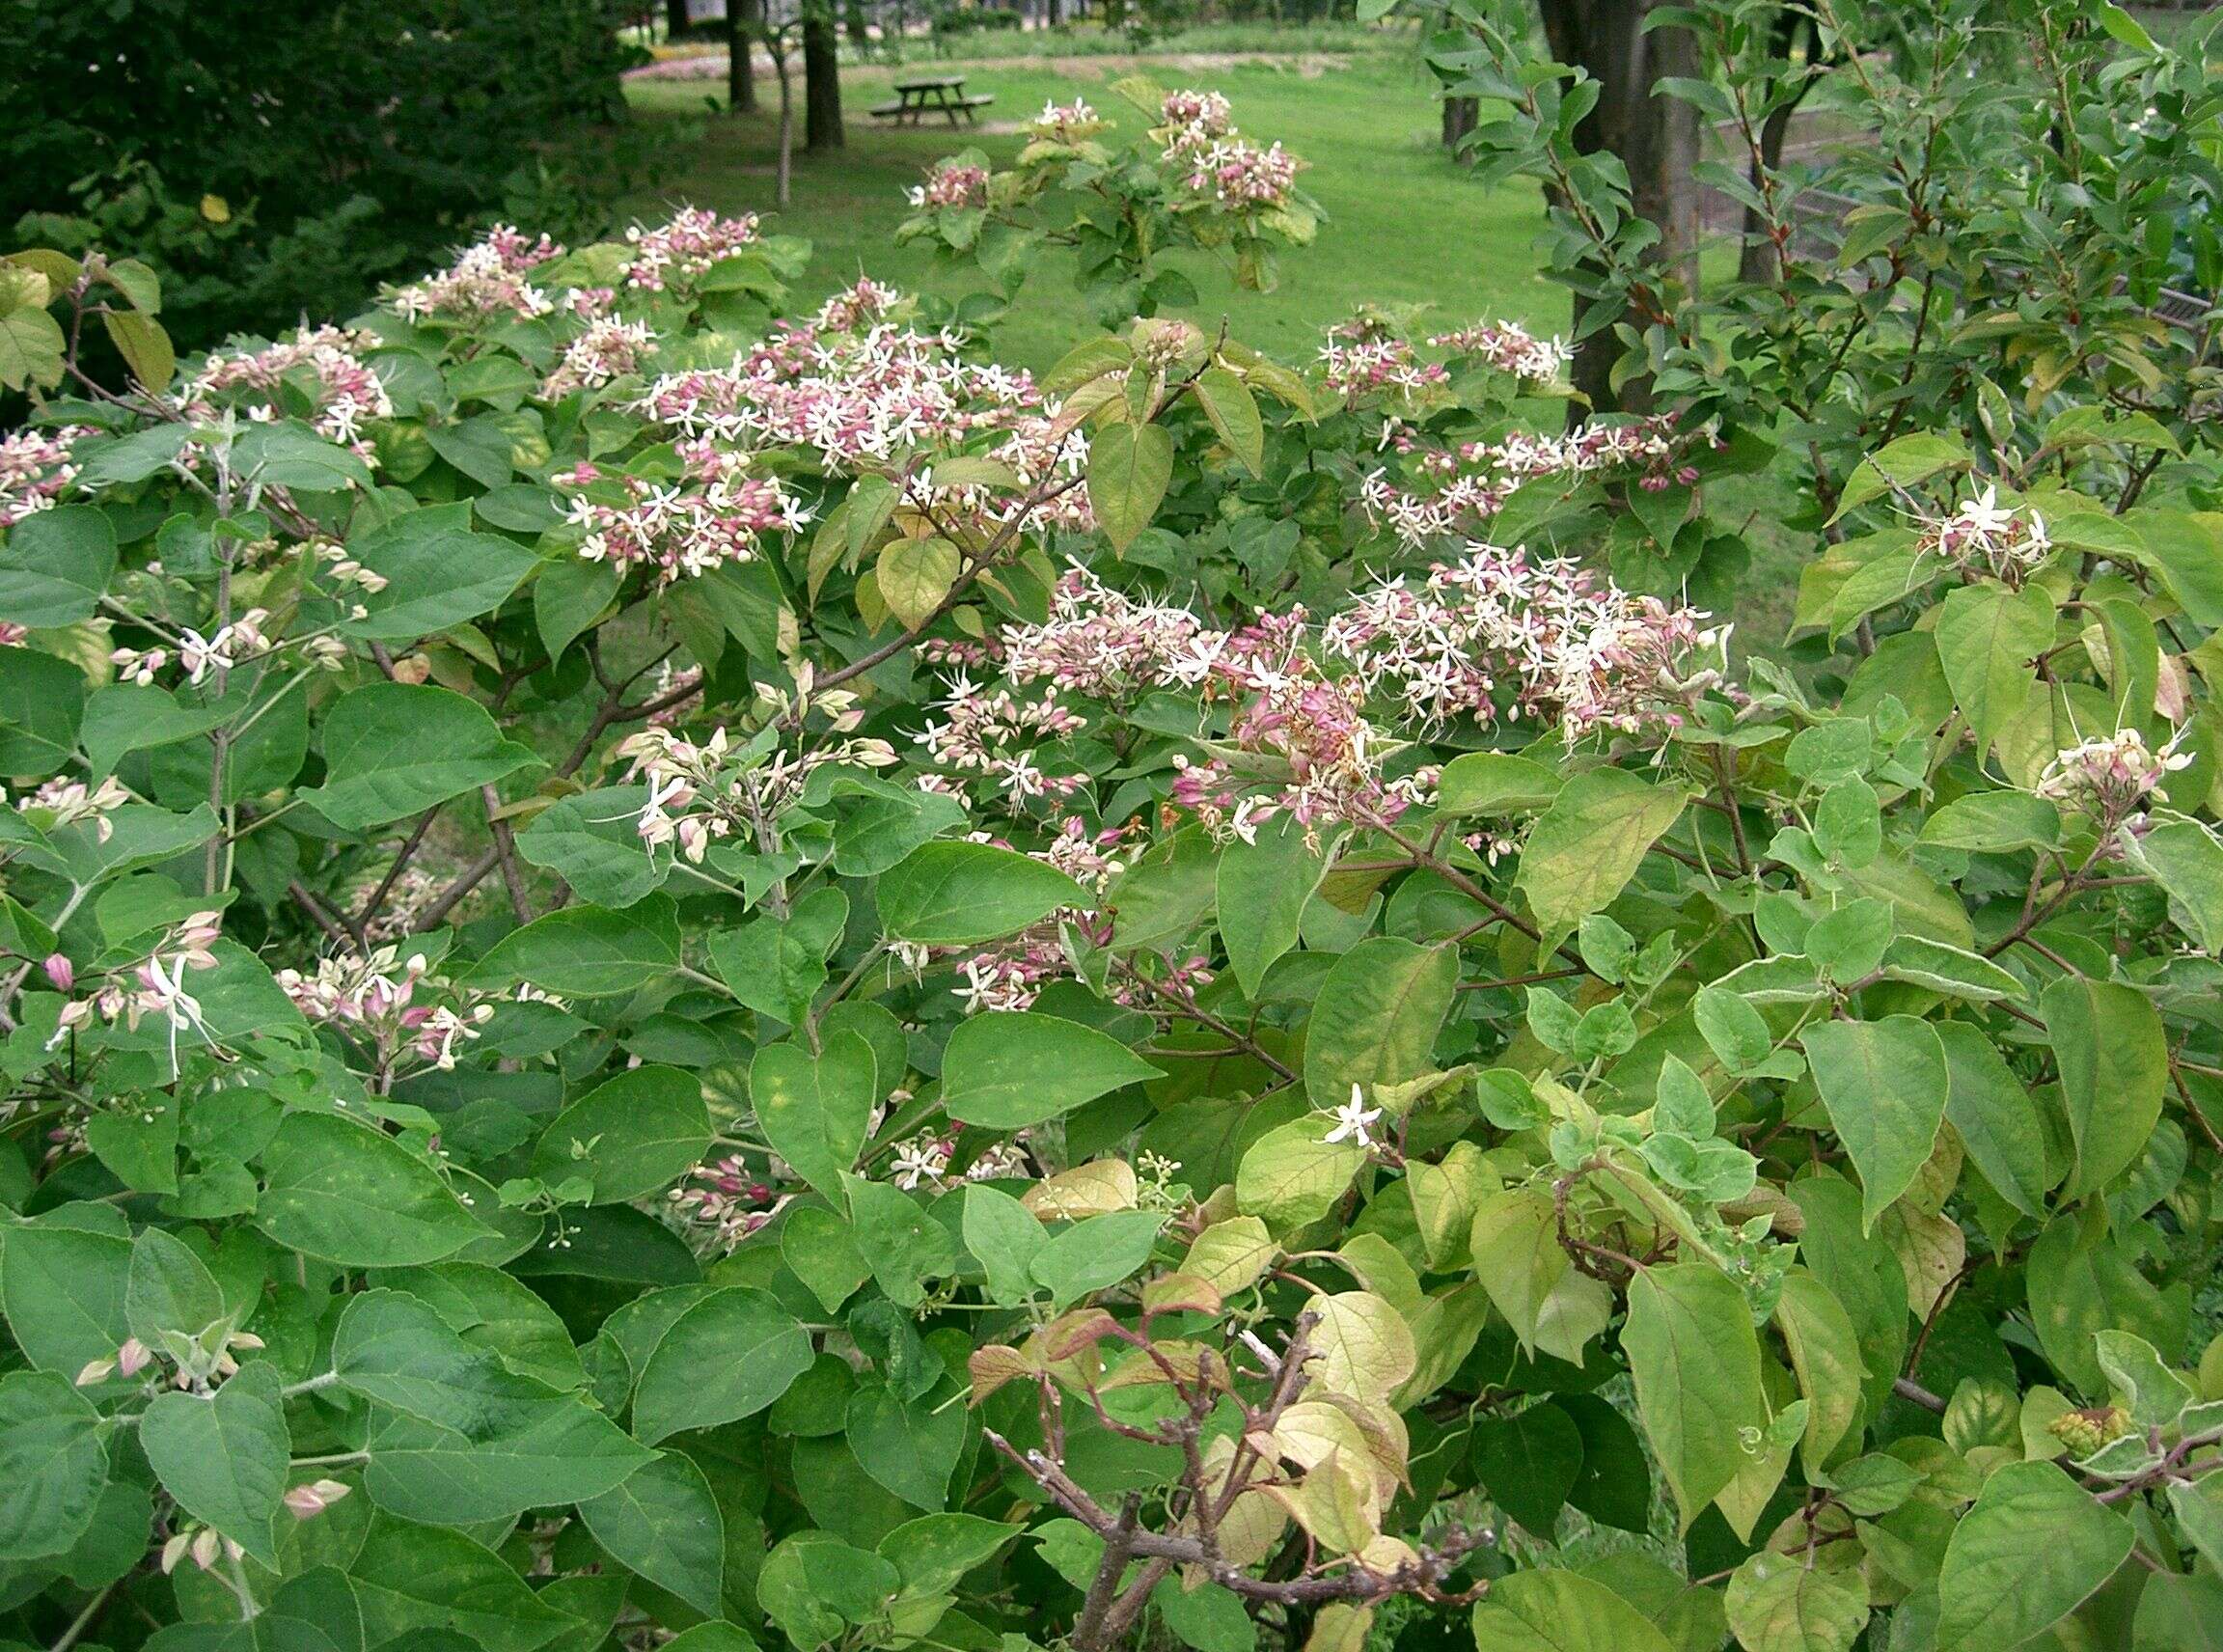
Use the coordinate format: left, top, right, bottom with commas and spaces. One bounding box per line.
348, 1513, 576, 1652
466, 895, 683, 997
0, 1371, 108, 1560
1468, 1189, 1611, 1366
2133, 813, 2223, 954
1236, 1116, 1367, 1230
1086, 422, 1174, 552
876, 840, 1084, 946
141, 1361, 288, 1566
0, 644, 86, 776
758, 1531, 899, 1648
1935, 582, 2054, 753
2094, 1330, 2193, 1430
1920, 790, 2063, 853
578, 1450, 727, 1615
1514, 771, 1692, 947
0, 505, 116, 627
750, 1032, 877, 1209
531, 1065, 711, 1205
1692, 984, 1775, 1073
845, 1381, 966, 1508
1830, 433, 1969, 523
1724, 1552, 1868, 1652
1621, 1263, 1770, 1531
535, 557, 622, 662
514, 786, 670, 909
2042, 977, 2165, 1200
0, 302, 67, 392
1470, 1567, 1677, 1652
1434, 753, 1561, 816
126, 1226, 232, 1358
1934, 1461, 2132, 1652
0, 1218, 130, 1375
1030, 1210, 1165, 1309
1469, 1402, 1582, 1535
1216, 813, 1336, 996
301, 682, 541, 831
876, 537, 961, 630
942, 1011, 1164, 1129
1302, 937, 1458, 1111
1799, 1016, 1949, 1232
632, 1286, 813, 1444
877, 1512, 1020, 1599
962, 1184, 1048, 1306
844, 1175, 960, 1309
782, 1207, 873, 1316
343, 504, 540, 640
708, 887, 850, 1028
1194, 367, 1264, 475
1772, 1271, 1864, 1477
1934, 1021, 2053, 1219
255, 1112, 492, 1266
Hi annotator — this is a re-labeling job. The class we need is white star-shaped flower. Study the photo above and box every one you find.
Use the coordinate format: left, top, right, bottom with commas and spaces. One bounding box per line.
1321, 1085, 1383, 1147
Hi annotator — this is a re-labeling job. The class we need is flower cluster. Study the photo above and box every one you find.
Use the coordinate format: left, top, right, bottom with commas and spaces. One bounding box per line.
274, 947, 514, 1073
14, 774, 130, 841
1323, 544, 1722, 736
49, 912, 225, 1074
111, 607, 278, 688
0, 425, 90, 528
890, 1130, 1033, 1192
182, 325, 395, 449
2036, 726, 2192, 819
1156, 90, 1303, 209
618, 712, 897, 864
554, 440, 803, 583
909, 162, 989, 211
1358, 415, 1695, 550
1029, 99, 1106, 144
619, 207, 760, 290
1916, 485, 2052, 582
669, 1154, 783, 1249
388, 225, 563, 322
1426, 319, 1572, 385
543, 315, 661, 398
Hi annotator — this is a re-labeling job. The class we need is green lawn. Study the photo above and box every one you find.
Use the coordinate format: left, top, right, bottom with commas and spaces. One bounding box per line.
619, 49, 1569, 371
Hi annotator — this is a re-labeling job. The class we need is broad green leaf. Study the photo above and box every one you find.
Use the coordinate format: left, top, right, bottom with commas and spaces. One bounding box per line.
1772, 1271, 1864, 1478
1434, 753, 1562, 816
2025, 1219, 2180, 1397
1468, 1189, 1611, 1366
1469, 1402, 1581, 1535
845, 1381, 966, 1508
578, 1450, 727, 1615
1471, 1567, 1677, 1652
1514, 770, 1692, 946
1621, 1263, 1770, 1531
466, 895, 683, 997
1935, 582, 2054, 752
1194, 366, 1264, 474
1799, 1016, 1949, 1232
2134, 813, 2223, 951
535, 556, 622, 662
961, 1183, 1048, 1306
141, 1363, 288, 1566
531, 1065, 710, 1204
0, 1371, 108, 1560
125, 1226, 233, 1359
1920, 790, 2063, 852
876, 840, 1084, 946
1935, 1461, 2131, 1652
2043, 977, 2165, 1200
942, 1011, 1164, 1129
876, 537, 961, 630
1029, 1210, 1165, 1309
300, 682, 541, 831
845, 1174, 962, 1308
0, 506, 116, 626
751, 1032, 876, 1209
514, 786, 670, 909
2093, 1330, 2193, 1430
255, 1113, 492, 1266
1216, 813, 1336, 996
782, 1207, 873, 1316
1236, 1116, 1366, 1231
348, 1513, 575, 1652
708, 886, 848, 1029
380, 1261, 586, 1390
1302, 936, 1457, 1112
1086, 422, 1173, 551
343, 504, 541, 641
877, 1512, 1021, 1600
1724, 1552, 1868, 1652
0, 1217, 131, 1375
633, 1286, 813, 1444
1935, 1020, 2053, 1219
758, 1531, 900, 1649
0, 644, 85, 775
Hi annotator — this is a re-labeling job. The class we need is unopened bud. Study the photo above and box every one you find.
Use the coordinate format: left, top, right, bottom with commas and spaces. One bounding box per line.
160, 1533, 193, 1574
391, 653, 431, 685
75, 1357, 116, 1387
190, 1528, 223, 1572
284, 1477, 353, 1519
117, 1336, 152, 1377
41, 952, 72, 991
2048, 1404, 2132, 1458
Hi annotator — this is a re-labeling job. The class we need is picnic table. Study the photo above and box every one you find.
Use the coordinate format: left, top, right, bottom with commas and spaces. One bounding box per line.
870, 72, 995, 127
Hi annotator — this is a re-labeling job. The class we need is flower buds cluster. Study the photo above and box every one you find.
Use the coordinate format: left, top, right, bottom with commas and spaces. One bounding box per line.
275, 947, 509, 1072
0, 425, 91, 527
619, 207, 761, 290
389, 224, 563, 322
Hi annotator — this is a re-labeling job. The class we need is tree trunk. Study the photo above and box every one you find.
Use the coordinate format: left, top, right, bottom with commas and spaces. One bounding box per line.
774, 38, 795, 206
845, 0, 869, 49
727, 0, 757, 114
1738, 9, 1817, 286
804, 9, 844, 151
667, 0, 692, 41
1536, 0, 1704, 416
1441, 94, 1478, 159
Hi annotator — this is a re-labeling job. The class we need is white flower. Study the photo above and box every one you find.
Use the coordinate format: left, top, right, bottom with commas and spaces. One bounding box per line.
1321, 1084, 1383, 1147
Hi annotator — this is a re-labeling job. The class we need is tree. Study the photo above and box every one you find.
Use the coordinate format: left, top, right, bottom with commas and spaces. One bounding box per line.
804, 0, 845, 151
727, 0, 757, 113
1531, 0, 1701, 411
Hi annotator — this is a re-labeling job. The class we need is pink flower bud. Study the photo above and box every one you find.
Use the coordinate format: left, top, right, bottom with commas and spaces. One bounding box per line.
190, 1528, 223, 1572
41, 952, 72, 992
160, 1533, 192, 1574
117, 1336, 151, 1377
75, 1356, 116, 1387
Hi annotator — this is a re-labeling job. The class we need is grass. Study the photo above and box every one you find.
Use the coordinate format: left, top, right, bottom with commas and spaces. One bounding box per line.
618, 46, 1569, 372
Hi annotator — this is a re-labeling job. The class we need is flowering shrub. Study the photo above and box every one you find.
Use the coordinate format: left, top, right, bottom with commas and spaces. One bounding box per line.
4, 53, 2223, 1652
